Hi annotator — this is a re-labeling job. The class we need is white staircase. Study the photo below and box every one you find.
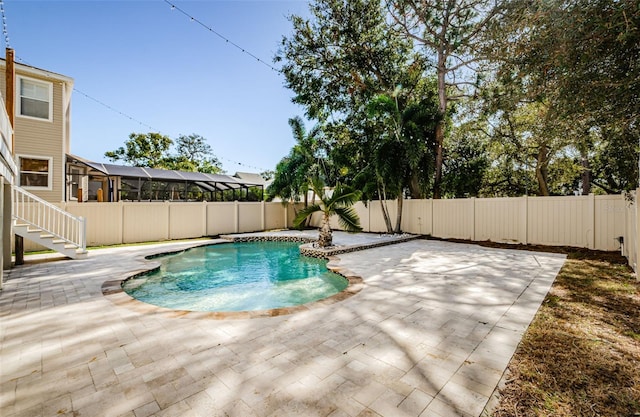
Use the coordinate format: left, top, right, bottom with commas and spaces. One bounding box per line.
12, 185, 87, 259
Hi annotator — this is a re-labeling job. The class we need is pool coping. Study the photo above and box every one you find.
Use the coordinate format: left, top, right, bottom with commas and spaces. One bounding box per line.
101, 237, 366, 320
221, 232, 420, 258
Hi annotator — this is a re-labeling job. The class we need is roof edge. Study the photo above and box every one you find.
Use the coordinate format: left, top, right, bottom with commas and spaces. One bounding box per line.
0, 58, 74, 85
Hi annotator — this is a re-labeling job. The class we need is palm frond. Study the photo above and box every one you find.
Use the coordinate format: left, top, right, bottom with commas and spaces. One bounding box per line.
329, 187, 362, 209
288, 116, 306, 143
293, 204, 321, 228
308, 176, 327, 198
334, 206, 362, 232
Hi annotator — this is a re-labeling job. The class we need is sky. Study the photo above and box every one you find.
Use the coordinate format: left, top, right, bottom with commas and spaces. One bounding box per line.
3, 0, 311, 174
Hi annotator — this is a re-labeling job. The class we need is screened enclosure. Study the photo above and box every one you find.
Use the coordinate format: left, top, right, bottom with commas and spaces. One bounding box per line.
66, 155, 264, 202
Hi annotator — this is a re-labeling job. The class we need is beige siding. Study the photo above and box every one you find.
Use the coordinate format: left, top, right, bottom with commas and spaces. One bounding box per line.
11, 73, 68, 203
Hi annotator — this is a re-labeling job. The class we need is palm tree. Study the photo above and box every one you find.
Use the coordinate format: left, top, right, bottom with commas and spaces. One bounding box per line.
267, 117, 326, 204
293, 177, 362, 247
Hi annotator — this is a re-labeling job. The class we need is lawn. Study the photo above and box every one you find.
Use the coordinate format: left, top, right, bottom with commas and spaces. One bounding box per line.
491, 249, 640, 416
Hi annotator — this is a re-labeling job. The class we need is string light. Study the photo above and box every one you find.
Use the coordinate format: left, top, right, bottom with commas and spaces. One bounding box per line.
163, 0, 280, 73
72, 88, 158, 131
0, 0, 11, 49
14, 54, 270, 172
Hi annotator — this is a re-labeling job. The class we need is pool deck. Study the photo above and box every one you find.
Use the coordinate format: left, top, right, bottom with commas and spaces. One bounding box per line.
0, 232, 566, 417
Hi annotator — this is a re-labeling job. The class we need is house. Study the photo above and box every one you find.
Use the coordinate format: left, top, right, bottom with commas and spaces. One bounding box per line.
234, 171, 270, 188
0, 53, 85, 265
0, 54, 268, 268
0, 56, 73, 204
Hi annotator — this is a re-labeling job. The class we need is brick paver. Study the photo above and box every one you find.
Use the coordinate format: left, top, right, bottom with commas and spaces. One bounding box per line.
0, 235, 565, 417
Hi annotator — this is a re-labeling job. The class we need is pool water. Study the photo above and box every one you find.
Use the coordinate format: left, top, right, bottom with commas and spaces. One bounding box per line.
122, 241, 348, 312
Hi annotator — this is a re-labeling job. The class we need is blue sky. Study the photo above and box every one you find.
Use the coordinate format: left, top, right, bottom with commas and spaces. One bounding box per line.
3, 0, 310, 174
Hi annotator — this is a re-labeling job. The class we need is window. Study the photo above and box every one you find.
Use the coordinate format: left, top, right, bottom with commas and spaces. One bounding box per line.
19, 156, 52, 189
17, 76, 52, 121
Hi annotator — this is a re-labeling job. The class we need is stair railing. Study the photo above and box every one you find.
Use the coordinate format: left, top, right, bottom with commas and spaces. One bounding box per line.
12, 185, 86, 253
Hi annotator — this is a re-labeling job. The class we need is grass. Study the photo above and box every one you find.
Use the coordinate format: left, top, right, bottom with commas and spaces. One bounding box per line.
491, 249, 640, 417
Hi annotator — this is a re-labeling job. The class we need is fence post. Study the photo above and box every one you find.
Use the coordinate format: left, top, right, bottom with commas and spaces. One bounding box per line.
261, 200, 265, 231
80, 216, 86, 252
234, 201, 239, 233
471, 197, 476, 241
636, 188, 640, 280
202, 201, 207, 237
119, 201, 124, 245
588, 193, 596, 250
521, 195, 528, 245
284, 203, 288, 228
428, 198, 433, 236
166, 201, 171, 240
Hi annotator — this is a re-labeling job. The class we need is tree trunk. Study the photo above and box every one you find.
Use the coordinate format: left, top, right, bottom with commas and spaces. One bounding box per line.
581, 152, 591, 195
318, 213, 332, 247
304, 189, 316, 227
536, 144, 550, 196
408, 171, 423, 199
433, 47, 447, 199
378, 184, 394, 234
394, 194, 403, 234
433, 121, 445, 199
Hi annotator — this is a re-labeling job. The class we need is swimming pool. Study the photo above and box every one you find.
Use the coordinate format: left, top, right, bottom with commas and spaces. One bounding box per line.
122, 241, 349, 312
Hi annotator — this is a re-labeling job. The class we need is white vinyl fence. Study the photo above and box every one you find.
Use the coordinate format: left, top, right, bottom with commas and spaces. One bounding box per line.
624, 190, 639, 274
310, 194, 627, 251
16, 192, 640, 278
308, 193, 639, 277
19, 201, 287, 249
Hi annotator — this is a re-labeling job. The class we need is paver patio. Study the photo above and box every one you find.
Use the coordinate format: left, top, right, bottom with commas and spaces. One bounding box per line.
0, 233, 566, 417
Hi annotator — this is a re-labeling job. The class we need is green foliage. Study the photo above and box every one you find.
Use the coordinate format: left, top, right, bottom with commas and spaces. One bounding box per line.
105, 132, 222, 174
293, 177, 362, 247
277, 0, 417, 119
260, 170, 275, 181
388, 0, 502, 197
267, 117, 329, 202
277, 0, 440, 213
271, 0, 637, 202
442, 130, 489, 198
365, 86, 440, 202
105, 132, 172, 168
484, 0, 639, 192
